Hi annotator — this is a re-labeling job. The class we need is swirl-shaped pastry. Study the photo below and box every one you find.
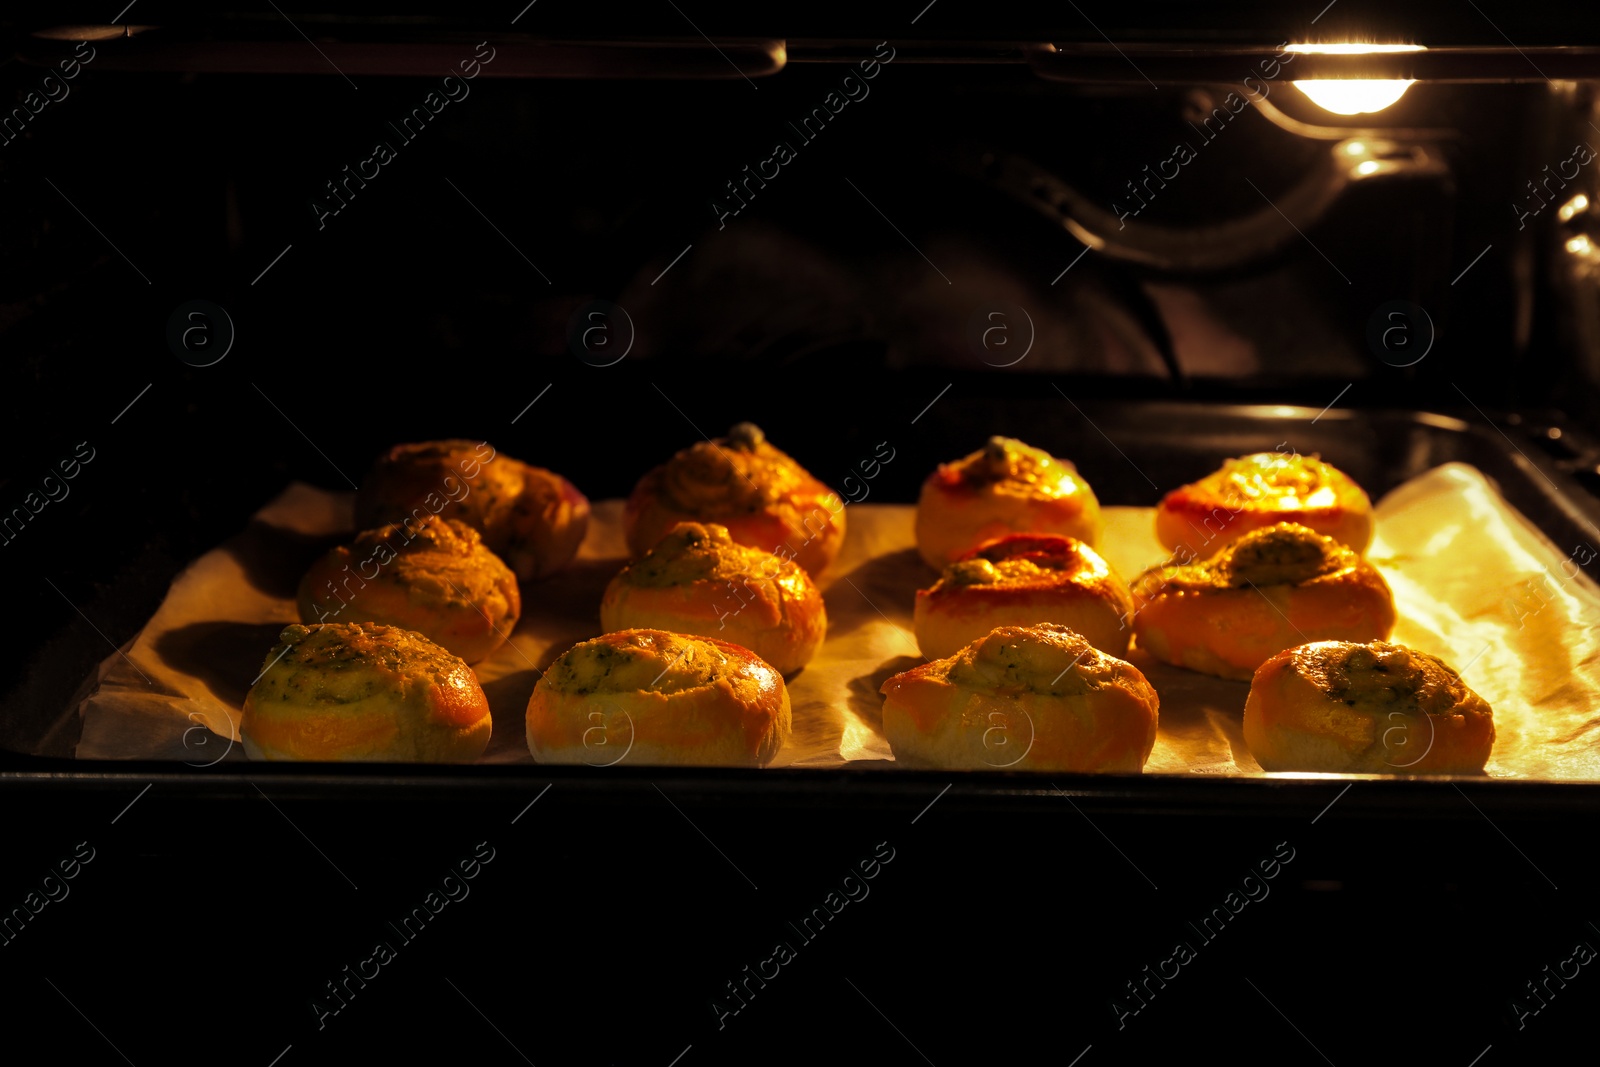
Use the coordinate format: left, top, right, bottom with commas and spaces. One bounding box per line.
1244, 640, 1495, 774
880, 623, 1158, 772
914, 534, 1132, 660
915, 436, 1101, 570
601, 522, 826, 675
241, 623, 492, 762
625, 422, 844, 575
1156, 452, 1373, 560
526, 629, 791, 767
355, 439, 589, 581
1130, 523, 1395, 680
297, 517, 520, 664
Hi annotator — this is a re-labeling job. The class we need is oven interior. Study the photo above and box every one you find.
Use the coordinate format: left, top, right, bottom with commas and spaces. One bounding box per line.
2, 8, 1600, 1062
8, 18, 1600, 736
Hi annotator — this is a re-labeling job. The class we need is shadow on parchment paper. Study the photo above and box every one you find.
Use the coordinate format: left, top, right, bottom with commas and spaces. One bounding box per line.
1124, 646, 1257, 773
824, 547, 929, 643
233, 520, 348, 600
847, 655, 923, 736
153, 620, 292, 710
477, 557, 626, 761
478, 647, 568, 763
526, 556, 628, 632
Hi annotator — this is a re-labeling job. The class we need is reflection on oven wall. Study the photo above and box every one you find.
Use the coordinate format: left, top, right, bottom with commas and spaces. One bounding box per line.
1546, 83, 1600, 412
602, 76, 1563, 393
0, 61, 1582, 395
610, 72, 1473, 384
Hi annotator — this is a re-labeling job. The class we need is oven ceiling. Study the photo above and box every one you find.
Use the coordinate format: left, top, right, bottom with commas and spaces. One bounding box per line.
7, 1, 1600, 48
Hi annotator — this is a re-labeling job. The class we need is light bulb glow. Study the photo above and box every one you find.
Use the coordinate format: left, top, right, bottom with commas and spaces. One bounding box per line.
1293, 79, 1415, 114
1284, 43, 1426, 55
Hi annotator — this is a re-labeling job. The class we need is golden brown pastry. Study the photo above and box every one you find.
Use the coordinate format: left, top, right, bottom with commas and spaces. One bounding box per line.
600, 522, 825, 675
625, 422, 844, 575
354, 439, 589, 581
1156, 452, 1373, 560
880, 623, 1158, 772
297, 517, 520, 664
914, 436, 1101, 570
913, 534, 1132, 660
526, 629, 791, 767
241, 622, 492, 762
1243, 640, 1495, 774
1130, 522, 1395, 680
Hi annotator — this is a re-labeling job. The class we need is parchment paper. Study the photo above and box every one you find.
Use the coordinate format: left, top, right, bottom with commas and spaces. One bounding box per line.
69, 463, 1600, 777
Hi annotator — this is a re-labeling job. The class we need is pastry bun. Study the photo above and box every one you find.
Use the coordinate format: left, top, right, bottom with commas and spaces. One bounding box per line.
915, 436, 1101, 570
880, 623, 1158, 772
355, 439, 589, 581
1156, 452, 1373, 560
526, 629, 791, 767
625, 422, 844, 575
297, 517, 520, 664
1243, 640, 1495, 774
913, 534, 1132, 661
600, 522, 826, 675
1131, 522, 1395, 680
241, 623, 492, 762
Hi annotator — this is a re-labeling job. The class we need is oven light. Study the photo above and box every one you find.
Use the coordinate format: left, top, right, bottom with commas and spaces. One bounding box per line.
1566, 235, 1592, 255
1356, 159, 1381, 175
1345, 141, 1367, 155
1285, 42, 1423, 115
1293, 79, 1415, 115
1559, 194, 1590, 222
1284, 43, 1426, 55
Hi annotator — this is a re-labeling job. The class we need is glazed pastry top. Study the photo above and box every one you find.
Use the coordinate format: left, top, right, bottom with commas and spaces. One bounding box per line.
1164, 453, 1345, 513
610, 522, 813, 625
929, 623, 1133, 698
930, 534, 1113, 593
651, 423, 821, 517
544, 629, 771, 699
931, 436, 1085, 501
1133, 523, 1357, 595
252, 622, 470, 706
1288, 640, 1473, 718
322, 517, 515, 611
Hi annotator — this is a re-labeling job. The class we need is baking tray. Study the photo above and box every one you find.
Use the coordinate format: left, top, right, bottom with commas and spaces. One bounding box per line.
6, 397, 1599, 800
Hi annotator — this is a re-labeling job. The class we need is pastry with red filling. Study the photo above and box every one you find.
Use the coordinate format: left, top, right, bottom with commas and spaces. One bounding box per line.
1156, 452, 1373, 561
914, 533, 1132, 660
915, 436, 1101, 570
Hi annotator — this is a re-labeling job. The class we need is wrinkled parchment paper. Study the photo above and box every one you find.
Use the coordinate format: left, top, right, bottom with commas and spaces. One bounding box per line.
67, 463, 1600, 776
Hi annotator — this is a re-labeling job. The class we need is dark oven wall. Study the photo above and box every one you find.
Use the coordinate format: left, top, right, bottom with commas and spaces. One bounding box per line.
0, 41, 1595, 731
